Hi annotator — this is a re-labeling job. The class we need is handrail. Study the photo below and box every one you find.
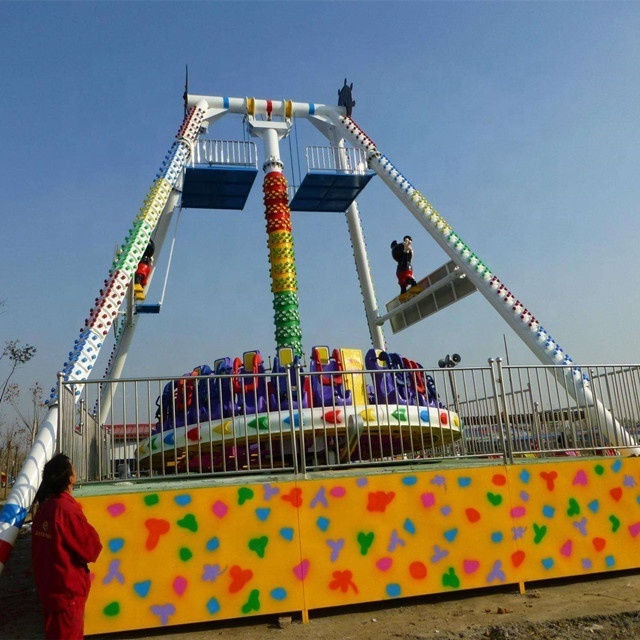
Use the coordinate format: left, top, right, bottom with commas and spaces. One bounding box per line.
305, 145, 369, 174
56, 361, 640, 483
190, 139, 257, 168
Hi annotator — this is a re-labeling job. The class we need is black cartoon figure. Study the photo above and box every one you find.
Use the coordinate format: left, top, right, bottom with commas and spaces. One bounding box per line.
391, 236, 417, 294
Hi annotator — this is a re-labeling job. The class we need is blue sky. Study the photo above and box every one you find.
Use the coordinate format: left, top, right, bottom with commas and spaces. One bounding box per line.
2, 1, 640, 410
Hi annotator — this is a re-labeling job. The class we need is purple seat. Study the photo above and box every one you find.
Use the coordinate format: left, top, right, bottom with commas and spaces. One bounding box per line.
309, 346, 352, 408
271, 348, 308, 410
201, 357, 238, 420
156, 366, 206, 431
365, 349, 396, 404
386, 352, 411, 405
233, 350, 269, 414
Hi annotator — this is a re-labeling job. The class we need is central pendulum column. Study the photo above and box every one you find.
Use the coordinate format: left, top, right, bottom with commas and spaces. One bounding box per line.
263, 172, 303, 356
250, 120, 303, 357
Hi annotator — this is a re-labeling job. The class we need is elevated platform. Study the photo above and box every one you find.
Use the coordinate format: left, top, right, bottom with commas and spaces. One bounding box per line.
384, 260, 477, 333
289, 144, 374, 212
135, 303, 161, 314
182, 166, 258, 210
181, 139, 258, 210
289, 170, 374, 212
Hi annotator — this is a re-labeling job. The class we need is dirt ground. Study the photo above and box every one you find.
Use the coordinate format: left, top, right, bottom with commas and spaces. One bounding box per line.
2, 528, 640, 640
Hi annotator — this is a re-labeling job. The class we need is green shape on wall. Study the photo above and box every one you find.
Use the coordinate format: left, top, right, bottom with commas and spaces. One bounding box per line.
144, 494, 160, 506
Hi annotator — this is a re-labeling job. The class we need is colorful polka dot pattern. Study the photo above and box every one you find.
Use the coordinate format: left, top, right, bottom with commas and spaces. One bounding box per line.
83, 458, 640, 635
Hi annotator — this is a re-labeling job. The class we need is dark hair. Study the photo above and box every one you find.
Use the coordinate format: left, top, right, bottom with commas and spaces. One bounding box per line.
403, 235, 412, 242
35, 453, 74, 504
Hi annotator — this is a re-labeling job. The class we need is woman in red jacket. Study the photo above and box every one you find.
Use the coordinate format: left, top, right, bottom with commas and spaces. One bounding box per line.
31, 453, 102, 640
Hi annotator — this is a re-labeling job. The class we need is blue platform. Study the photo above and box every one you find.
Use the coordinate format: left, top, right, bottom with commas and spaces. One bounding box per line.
289, 171, 374, 212
135, 303, 161, 314
181, 166, 258, 210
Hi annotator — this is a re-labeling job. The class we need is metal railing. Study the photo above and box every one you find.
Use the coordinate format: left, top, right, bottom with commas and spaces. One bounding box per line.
306, 145, 369, 174
56, 360, 640, 483
190, 139, 258, 168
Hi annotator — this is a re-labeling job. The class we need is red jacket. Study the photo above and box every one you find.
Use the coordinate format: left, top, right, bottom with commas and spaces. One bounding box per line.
31, 492, 102, 610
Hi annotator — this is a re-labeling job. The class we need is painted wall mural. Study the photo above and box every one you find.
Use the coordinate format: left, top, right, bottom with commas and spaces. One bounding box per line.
82, 457, 640, 635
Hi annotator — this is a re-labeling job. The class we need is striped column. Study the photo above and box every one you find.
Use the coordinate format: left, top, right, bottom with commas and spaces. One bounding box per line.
0, 102, 209, 577
50, 102, 207, 403
335, 114, 639, 454
337, 116, 570, 366
263, 171, 303, 356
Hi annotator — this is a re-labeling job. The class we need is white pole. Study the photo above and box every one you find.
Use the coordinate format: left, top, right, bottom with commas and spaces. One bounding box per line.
324, 127, 386, 350
0, 102, 210, 577
0, 405, 58, 572
344, 199, 386, 351
98, 189, 183, 423
334, 115, 640, 455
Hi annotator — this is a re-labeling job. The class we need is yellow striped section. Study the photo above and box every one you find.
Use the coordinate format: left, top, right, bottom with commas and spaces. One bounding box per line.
272, 276, 298, 293
270, 262, 296, 276
138, 178, 172, 225
268, 231, 294, 247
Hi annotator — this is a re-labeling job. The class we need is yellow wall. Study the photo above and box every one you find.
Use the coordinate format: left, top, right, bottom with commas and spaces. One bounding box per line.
82, 456, 640, 635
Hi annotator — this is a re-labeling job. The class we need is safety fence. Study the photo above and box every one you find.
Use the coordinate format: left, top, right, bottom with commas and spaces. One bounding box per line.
57, 360, 640, 483
306, 145, 369, 174
190, 139, 258, 168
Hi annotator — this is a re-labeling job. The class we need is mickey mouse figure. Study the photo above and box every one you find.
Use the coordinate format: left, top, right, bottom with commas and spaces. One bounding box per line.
391, 235, 417, 294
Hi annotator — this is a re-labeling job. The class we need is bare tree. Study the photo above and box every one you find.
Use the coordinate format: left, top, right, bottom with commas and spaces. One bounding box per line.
6, 382, 45, 446
0, 421, 29, 497
0, 340, 37, 406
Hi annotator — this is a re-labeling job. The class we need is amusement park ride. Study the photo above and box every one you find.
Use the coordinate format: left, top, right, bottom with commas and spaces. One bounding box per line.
1, 80, 638, 588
